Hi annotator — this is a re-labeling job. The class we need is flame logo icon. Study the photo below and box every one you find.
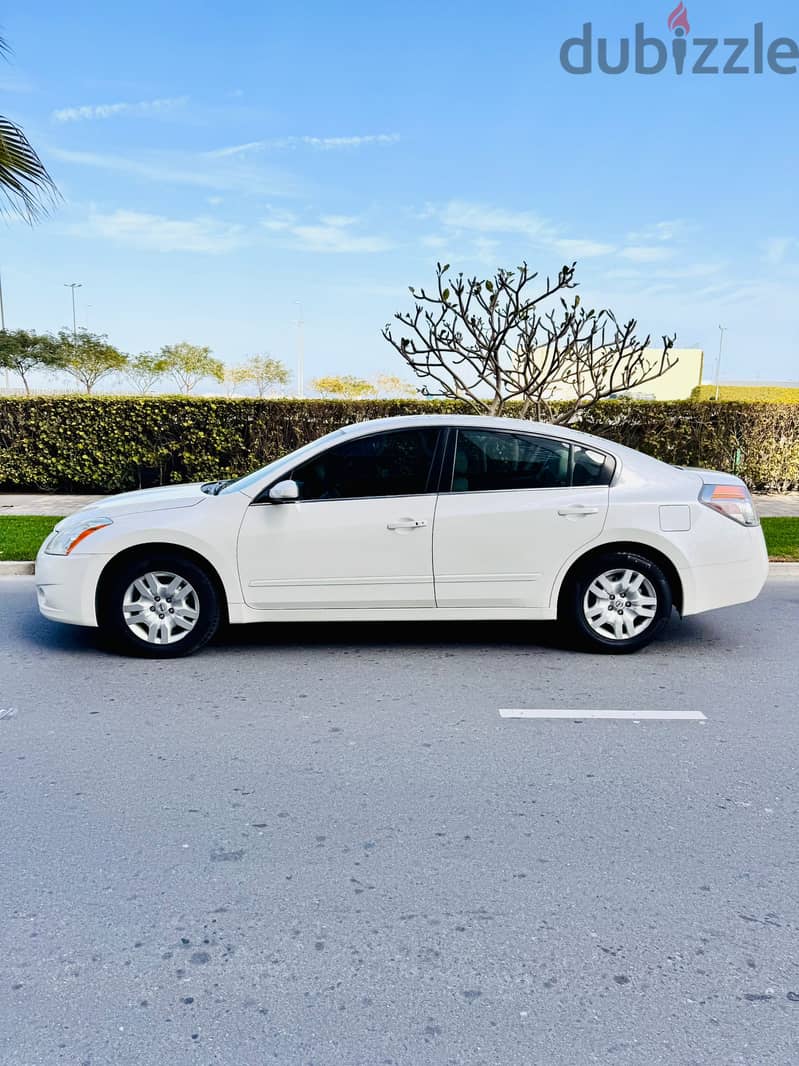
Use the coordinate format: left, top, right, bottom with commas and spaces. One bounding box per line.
667, 2, 690, 35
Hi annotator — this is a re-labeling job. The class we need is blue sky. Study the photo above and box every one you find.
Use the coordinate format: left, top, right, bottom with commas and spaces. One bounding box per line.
2, 0, 798, 388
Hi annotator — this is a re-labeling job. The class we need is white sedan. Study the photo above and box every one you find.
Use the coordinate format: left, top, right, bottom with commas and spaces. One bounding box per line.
35, 414, 768, 657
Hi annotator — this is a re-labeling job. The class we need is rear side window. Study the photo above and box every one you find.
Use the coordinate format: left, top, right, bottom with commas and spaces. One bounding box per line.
572, 445, 615, 487
291, 427, 440, 501
452, 429, 571, 492
449, 429, 614, 492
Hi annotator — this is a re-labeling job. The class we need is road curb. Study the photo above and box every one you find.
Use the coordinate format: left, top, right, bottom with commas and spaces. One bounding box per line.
0, 561, 34, 576
769, 561, 799, 577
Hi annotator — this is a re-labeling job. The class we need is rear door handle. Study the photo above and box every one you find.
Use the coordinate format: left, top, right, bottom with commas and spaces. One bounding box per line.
387, 518, 428, 530
557, 505, 599, 517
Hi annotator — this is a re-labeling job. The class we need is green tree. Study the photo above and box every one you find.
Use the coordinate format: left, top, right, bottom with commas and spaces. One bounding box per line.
125, 352, 168, 394
57, 329, 128, 394
0, 328, 63, 393
311, 375, 377, 399
0, 37, 58, 220
242, 354, 291, 397
374, 373, 418, 398
223, 364, 253, 396
159, 341, 224, 395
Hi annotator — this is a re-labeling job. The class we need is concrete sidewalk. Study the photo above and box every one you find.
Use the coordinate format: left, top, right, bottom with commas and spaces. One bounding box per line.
2, 490, 799, 517
753, 493, 799, 517
0, 493, 105, 516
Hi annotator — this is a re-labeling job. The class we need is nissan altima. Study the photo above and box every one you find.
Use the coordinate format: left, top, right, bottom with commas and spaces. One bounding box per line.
35, 415, 768, 657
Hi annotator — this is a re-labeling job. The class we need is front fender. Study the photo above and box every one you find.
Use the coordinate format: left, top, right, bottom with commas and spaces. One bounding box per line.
70, 496, 249, 620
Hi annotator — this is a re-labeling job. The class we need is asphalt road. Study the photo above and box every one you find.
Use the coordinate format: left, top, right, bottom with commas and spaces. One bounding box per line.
1, 574, 798, 1066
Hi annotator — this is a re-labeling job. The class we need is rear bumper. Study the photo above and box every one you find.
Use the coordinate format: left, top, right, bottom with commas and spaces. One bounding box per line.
680, 527, 769, 616
34, 548, 111, 627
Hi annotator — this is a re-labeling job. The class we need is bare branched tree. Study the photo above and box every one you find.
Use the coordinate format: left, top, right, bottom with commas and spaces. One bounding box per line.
382, 262, 676, 424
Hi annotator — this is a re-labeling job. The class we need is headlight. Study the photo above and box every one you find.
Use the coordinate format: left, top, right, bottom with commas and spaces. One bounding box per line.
45, 517, 114, 555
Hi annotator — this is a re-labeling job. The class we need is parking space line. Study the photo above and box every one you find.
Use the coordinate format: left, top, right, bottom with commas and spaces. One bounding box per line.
499, 708, 707, 720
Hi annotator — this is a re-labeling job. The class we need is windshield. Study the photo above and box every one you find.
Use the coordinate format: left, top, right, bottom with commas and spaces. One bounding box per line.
218, 427, 349, 496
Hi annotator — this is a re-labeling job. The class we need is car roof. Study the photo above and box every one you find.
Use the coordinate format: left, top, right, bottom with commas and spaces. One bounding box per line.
335, 413, 676, 478
338, 413, 617, 453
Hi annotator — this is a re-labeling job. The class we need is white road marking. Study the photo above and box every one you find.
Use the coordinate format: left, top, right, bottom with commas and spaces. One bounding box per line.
499, 708, 706, 720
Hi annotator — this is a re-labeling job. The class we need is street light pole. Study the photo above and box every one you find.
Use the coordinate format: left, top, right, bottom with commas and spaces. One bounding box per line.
0, 270, 7, 391
294, 300, 304, 398
64, 282, 82, 348
714, 325, 726, 401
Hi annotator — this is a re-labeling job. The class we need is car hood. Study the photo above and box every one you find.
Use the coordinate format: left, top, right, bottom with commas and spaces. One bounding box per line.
63, 483, 207, 523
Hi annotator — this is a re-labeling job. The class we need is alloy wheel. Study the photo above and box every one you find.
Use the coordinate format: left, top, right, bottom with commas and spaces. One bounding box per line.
122, 570, 200, 645
582, 568, 658, 642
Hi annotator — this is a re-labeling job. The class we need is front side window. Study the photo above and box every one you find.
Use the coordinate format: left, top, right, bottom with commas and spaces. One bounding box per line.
290, 427, 441, 501
451, 429, 572, 492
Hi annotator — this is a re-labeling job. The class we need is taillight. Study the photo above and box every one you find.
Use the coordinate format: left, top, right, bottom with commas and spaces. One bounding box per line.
699, 484, 759, 527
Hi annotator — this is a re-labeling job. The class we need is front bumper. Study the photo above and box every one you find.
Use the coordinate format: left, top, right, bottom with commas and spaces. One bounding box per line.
34, 547, 112, 628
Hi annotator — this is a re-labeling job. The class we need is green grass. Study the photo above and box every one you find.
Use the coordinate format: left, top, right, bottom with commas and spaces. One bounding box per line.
761, 517, 799, 560
1, 513, 798, 563
0, 516, 63, 561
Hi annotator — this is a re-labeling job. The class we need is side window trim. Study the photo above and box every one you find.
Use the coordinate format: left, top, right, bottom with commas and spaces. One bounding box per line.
426, 426, 450, 495
438, 427, 457, 494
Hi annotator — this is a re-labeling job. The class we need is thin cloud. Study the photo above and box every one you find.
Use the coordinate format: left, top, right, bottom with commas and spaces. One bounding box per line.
261, 211, 393, 253
207, 133, 400, 158
626, 220, 689, 244
763, 237, 795, 265
48, 146, 299, 196
52, 96, 188, 123
554, 238, 615, 258
620, 245, 675, 263
432, 200, 613, 259
290, 224, 392, 252
0, 73, 34, 93
75, 209, 248, 253
301, 134, 400, 149
437, 200, 554, 240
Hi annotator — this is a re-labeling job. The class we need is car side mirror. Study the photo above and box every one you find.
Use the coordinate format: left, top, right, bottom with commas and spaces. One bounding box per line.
268, 479, 300, 503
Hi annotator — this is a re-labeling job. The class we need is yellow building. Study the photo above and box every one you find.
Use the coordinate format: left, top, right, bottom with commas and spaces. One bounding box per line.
619, 347, 704, 401
546, 347, 704, 403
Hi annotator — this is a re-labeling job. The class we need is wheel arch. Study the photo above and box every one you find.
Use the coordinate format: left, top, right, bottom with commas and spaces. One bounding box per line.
95, 542, 230, 625
555, 541, 684, 618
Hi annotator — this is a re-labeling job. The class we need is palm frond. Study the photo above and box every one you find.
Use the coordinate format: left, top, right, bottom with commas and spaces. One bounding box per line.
0, 114, 59, 222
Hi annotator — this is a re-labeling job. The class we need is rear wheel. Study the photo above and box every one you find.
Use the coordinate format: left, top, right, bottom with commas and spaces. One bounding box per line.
565, 551, 672, 653
98, 552, 221, 658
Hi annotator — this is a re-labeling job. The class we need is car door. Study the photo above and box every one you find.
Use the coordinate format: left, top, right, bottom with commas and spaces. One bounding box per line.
433, 428, 611, 609
237, 426, 443, 610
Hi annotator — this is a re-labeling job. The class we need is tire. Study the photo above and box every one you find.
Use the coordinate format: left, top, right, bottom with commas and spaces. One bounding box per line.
97, 551, 221, 658
564, 551, 672, 654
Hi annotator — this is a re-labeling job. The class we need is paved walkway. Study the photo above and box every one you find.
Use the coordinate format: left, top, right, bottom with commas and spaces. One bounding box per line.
1, 491, 798, 517
754, 493, 799, 517
0, 493, 105, 516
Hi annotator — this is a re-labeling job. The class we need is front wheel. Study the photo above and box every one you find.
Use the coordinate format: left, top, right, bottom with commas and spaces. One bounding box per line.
98, 553, 221, 658
565, 552, 672, 653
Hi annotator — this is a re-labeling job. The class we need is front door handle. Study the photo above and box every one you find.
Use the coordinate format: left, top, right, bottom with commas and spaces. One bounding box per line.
557, 505, 599, 517
387, 518, 428, 530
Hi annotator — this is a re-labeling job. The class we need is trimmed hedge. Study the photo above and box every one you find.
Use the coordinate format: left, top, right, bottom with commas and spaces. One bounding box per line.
691, 384, 799, 403
0, 396, 798, 493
